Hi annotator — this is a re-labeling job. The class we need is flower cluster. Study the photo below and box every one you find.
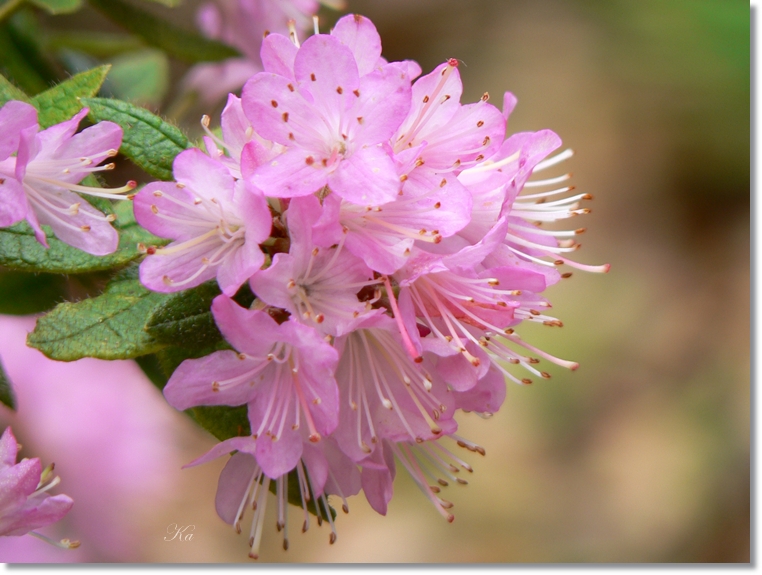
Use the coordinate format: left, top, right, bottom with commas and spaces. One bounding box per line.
134, 14, 608, 559
0, 426, 78, 549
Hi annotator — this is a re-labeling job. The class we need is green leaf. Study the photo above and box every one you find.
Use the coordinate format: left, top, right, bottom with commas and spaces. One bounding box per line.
0, 219, 148, 274
87, 0, 239, 64
103, 49, 168, 108
81, 97, 191, 180
28, 0, 83, 14
190, 405, 250, 441
48, 31, 145, 58
0, 71, 29, 105
134, 353, 168, 390
0, 24, 48, 95
140, 0, 182, 6
0, 269, 69, 315
0, 356, 16, 411
145, 281, 223, 349
27, 267, 169, 361
30, 65, 110, 128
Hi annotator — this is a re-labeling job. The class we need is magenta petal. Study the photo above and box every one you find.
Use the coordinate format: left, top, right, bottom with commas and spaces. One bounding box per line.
163, 350, 261, 410
211, 296, 281, 357
260, 33, 298, 78
0, 178, 28, 228
255, 428, 302, 479
0, 101, 37, 161
329, 145, 399, 205
331, 14, 382, 76
215, 451, 258, 524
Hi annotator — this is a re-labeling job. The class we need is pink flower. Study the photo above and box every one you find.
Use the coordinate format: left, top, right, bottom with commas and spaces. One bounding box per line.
0, 101, 131, 255
163, 295, 340, 477
0, 427, 76, 546
187, 435, 359, 559
249, 195, 377, 336
332, 314, 457, 463
242, 24, 412, 205
312, 167, 472, 275
358, 433, 485, 521
392, 59, 505, 174
134, 148, 271, 295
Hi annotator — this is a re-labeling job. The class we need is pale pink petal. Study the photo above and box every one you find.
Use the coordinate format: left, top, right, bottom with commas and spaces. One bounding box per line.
249, 147, 328, 198
173, 149, 236, 204
210, 296, 281, 357
260, 33, 298, 79
0, 101, 37, 161
0, 178, 28, 228
215, 451, 258, 524
331, 14, 382, 76
163, 350, 262, 410
254, 427, 302, 479
133, 182, 199, 242
293, 34, 360, 118
329, 144, 399, 205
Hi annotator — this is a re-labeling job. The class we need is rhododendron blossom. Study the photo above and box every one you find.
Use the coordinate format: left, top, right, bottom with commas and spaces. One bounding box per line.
0, 101, 131, 255
0, 8, 607, 561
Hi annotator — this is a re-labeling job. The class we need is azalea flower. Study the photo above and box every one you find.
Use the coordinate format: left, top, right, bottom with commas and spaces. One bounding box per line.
134, 148, 272, 295
187, 435, 359, 558
0, 427, 77, 548
242, 16, 412, 205
163, 295, 340, 477
0, 101, 132, 255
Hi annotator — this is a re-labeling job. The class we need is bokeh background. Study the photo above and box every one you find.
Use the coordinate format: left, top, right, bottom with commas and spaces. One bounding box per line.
0, 0, 750, 563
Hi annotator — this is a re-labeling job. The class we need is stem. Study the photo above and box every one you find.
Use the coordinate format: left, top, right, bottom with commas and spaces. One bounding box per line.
0, 0, 24, 24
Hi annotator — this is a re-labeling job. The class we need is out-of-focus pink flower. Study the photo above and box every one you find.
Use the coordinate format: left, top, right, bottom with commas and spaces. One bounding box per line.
134, 148, 272, 295
0, 315, 183, 562
183, 0, 344, 105
0, 427, 75, 543
0, 101, 132, 256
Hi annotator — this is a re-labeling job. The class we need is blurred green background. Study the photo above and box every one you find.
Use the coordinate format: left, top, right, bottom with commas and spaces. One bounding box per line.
0, 0, 749, 563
